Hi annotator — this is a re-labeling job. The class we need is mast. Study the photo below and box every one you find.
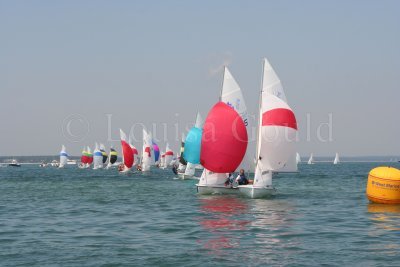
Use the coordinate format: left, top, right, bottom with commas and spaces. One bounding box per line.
255, 59, 265, 162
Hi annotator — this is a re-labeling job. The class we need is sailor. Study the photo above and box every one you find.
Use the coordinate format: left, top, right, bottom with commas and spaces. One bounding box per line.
235, 169, 249, 185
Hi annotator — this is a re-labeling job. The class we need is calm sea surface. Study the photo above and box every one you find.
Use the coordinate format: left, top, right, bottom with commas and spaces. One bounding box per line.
1, 162, 399, 266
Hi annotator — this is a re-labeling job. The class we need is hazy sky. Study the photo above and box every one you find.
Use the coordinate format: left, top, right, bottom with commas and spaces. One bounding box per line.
1, 0, 399, 157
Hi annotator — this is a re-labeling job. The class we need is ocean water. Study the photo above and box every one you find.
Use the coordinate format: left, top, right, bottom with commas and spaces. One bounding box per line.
0, 162, 399, 266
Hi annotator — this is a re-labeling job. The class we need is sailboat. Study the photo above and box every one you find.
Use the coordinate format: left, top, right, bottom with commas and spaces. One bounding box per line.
93, 143, 104, 169
307, 153, 314, 165
106, 147, 118, 169
333, 152, 340, 165
59, 145, 68, 168
197, 66, 249, 194
141, 129, 152, 172
238, 58, 298, 198
128, 135, 139, 167
177, 134, 187, 173
180, 112, 203, 179
160, 152, 166, 168
119, 129, 134, 173
79, 147, 88, 168
86, 146, 93, 168
100, 143, 108, 165
163, 143, 174, 168
296, 153, 301, 164
152, 141, 160, 165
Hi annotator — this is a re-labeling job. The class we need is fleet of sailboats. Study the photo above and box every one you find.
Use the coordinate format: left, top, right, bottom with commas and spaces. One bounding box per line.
48, 58, 350, 198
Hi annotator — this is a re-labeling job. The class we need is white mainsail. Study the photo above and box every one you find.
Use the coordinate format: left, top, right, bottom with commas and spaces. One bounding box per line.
333, 153, 340, 165
59, 145, 68, 168
262, 58, 287, 102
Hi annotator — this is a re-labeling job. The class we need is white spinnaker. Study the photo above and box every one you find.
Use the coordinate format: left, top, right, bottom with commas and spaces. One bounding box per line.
220, 67, 251, 172
59, 145, 68, 168
93, 142, 103, 169
253, 94, 297, 187
142, 129, 152, 171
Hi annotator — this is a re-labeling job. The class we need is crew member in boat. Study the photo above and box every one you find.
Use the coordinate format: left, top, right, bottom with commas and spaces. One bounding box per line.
136, 164, 142, 172
235, 169, 249, 185
224, 173, 235, 187
118, 163, 124, 172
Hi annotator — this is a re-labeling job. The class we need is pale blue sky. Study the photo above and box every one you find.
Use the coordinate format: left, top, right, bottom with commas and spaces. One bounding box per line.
1, 0, 399, 157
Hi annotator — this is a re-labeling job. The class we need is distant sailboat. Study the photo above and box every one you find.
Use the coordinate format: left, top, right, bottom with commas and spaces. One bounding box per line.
142, 129, 152, 172
86, 146, 93, 168
238, 58, 298, 198
152, 141, 160, 165
333, 153, 340, 165
128, 135, 139, 167
100, 143, 108, 165
164, 143, 174, 167
296, 153, 301, 164
93, 143, 104, 169
177, 134, 187, 173
307, 153, 314, 165
106, 147, 118, 169
120, 129, 134, 173
181, 112, 203, 179
59, 145, 68, 168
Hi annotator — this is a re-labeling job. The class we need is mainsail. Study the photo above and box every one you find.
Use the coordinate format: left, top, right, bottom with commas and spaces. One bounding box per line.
59, 145, 68, 168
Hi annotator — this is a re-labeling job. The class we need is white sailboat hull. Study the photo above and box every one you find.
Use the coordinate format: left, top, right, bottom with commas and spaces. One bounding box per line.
196, 184, 239, 195
238, 185, 276, 198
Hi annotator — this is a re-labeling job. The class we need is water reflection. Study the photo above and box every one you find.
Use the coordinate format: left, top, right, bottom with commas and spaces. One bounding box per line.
197, 195, 250, 254
367, 203, 400, 231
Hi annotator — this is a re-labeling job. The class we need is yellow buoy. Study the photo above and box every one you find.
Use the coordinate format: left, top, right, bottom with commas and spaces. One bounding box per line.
366, 166, 400, 204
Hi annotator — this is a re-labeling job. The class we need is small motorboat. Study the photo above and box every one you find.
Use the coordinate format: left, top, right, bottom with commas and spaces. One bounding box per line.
9, 159, 21, 167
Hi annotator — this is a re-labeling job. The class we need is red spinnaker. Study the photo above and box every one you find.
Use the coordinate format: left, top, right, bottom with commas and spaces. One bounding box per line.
121, 141, 134, 168
81, 156, 88, 164
200, 102, 248, 173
